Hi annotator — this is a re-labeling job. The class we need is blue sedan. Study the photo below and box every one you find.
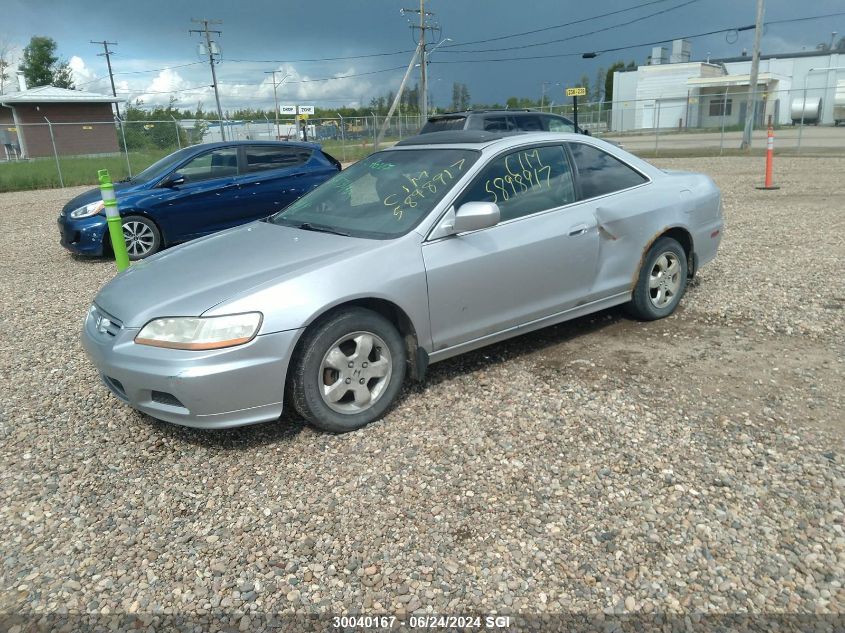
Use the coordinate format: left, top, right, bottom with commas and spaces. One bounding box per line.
58, 141, 341, 259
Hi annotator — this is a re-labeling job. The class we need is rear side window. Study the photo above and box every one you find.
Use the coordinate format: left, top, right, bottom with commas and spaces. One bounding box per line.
420, 117, 466, 133
515, 115, 543, 131
482, 116, 516, 132
568, 143, 647, 199
245, 146, 312, 173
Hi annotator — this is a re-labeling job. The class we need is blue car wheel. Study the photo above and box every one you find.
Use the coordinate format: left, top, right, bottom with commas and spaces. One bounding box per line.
122, 215, 162, 260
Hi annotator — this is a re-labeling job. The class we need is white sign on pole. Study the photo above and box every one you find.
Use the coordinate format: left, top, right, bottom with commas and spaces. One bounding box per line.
279, 105, 297, 115
298, 105, 315, 115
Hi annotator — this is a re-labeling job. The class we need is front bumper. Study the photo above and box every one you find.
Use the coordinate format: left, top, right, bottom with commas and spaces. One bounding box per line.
58, 214, 108, 256
81, 305, 303, 428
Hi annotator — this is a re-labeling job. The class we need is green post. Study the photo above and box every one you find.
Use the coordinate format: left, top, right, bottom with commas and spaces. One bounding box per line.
98, 169, 130, 271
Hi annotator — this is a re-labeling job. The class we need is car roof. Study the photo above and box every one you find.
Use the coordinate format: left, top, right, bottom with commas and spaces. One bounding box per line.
393, 130, 586, 150
188, 140, 321, 151
395, 130, 521, 146
427, 109, 566, 119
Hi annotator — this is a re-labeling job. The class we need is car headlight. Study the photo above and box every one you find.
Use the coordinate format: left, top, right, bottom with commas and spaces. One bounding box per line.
69, 201, 105, 219
135, 313, 263, 350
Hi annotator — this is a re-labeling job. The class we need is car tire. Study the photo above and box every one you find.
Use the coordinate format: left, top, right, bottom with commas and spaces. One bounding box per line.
288, 308, 406, 433
122, 215, 161, 260
625, 237, 688, 321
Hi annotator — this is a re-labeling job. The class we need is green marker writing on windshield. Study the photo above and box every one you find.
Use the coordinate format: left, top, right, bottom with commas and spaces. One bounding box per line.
98, 169, 130, 272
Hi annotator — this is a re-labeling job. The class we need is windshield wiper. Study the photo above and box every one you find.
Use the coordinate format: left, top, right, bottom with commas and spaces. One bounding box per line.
296, 222, 350, 237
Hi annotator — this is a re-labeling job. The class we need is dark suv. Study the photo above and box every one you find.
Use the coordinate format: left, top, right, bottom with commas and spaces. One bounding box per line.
419, 109, 589, 135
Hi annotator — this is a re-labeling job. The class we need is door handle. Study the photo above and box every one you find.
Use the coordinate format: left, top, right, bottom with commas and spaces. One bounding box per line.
568, 224, 589, 236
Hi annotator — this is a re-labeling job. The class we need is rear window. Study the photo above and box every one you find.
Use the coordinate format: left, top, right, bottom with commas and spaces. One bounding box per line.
420, 117, 467, 133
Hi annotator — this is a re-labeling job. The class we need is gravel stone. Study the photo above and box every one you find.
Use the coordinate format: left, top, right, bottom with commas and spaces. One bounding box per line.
1, 156, 844, 620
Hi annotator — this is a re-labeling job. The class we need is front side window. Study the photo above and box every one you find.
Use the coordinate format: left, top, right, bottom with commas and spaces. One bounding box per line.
245, 146, 312, 173
568, 143, 647, 199
178, 148, 238, 183
456, 145, 576, 222
547, 116, 576, 133
271, 148, 479, 238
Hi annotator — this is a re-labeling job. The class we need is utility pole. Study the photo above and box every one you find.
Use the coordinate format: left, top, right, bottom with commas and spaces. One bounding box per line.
190, 18, 226, 142
263, 71, 288, 140
377, 43, 421, 146
741, 0, 765, 150
419, 0, 427, 120
90, 40, 120, 118
401, 2, 435, 120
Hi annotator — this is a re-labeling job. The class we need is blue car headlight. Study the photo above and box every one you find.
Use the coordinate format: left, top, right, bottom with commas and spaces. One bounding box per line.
69, 201, 105, 219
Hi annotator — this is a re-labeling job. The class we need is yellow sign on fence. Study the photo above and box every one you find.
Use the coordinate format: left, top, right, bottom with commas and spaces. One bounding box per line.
566, 87, 587, 97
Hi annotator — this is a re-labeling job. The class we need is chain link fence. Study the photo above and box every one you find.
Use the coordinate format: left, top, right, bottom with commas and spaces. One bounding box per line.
2, 84, 844, 192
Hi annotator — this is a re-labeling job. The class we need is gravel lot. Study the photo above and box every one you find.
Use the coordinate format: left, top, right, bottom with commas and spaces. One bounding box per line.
2, 156, 844, 630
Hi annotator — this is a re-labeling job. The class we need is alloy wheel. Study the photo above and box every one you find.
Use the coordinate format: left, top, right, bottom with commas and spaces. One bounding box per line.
649, 252, 682, 309
318, 331, 392, 414
123, 220, 156, 258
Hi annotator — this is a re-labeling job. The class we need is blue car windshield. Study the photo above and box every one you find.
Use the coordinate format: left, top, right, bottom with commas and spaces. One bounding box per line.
270, 148, 480, 239
129, 147, 197, 184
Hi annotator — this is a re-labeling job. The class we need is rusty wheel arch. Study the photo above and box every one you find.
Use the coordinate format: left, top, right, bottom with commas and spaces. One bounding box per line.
633, 226, 696, 291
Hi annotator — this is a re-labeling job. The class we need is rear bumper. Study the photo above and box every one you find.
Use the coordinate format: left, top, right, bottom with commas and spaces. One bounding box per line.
81, 307, 303, 428
58, 214, 107, 256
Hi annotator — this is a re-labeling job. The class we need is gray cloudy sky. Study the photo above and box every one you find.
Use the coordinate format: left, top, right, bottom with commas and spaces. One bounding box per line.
2, 0, 843, 110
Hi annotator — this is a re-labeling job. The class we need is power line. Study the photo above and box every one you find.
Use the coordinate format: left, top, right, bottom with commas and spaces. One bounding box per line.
71, 62, 207, 90
439, 0, 701, 54
114, 62, 206, 76
261, 65, 408, 84
441, 0, 683, 49
114, 65, 409, 97
227, 51, 414, 63
428, 11, 845, 64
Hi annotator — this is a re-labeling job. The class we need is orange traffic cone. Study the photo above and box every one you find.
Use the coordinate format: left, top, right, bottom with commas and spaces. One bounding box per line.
756, 126, 780, 190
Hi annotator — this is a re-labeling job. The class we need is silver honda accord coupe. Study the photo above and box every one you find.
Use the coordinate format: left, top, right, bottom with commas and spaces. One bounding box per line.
82, 130, 722, 432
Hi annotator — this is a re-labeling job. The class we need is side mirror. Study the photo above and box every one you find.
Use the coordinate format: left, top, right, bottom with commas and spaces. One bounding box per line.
162, 173, 185, 188
582, 129, 592, 136
452, 201, 500, 233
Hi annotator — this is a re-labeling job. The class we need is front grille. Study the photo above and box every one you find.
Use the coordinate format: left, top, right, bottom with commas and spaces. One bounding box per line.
91, 304, 123, 338
151, 391, 185, 409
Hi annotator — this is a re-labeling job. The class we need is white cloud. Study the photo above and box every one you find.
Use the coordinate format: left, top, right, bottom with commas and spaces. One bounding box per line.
66, 55, 404, 112
69, 56, 96, 83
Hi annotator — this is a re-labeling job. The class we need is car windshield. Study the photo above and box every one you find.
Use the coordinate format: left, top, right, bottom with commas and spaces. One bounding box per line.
129, 147, 197, 184
270, 148, 480, 238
